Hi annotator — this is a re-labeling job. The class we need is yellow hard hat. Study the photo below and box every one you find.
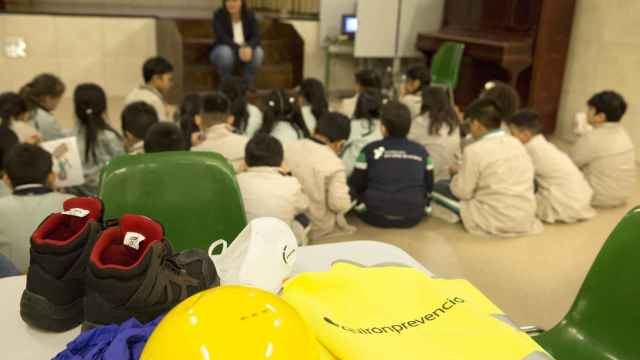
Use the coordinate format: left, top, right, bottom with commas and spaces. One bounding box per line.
141, 285, 321, 360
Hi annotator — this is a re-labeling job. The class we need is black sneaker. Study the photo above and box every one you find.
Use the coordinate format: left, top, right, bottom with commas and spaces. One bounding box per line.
20, 197, 103, 332
83, 214, 218, 330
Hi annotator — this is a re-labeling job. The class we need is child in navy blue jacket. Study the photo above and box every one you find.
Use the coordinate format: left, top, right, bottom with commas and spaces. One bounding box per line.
349, 101, 434, 228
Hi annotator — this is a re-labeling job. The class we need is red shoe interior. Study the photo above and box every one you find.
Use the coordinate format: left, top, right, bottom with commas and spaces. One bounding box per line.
32, 197, 103, 245
91, 214, 164, 270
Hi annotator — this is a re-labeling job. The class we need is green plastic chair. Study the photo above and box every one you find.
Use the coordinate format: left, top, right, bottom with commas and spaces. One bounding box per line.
430, 42, 465, 90
534, 207, 640, 359
98, 151, 247, 253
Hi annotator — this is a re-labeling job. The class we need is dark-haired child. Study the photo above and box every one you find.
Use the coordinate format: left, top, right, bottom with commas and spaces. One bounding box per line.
121, 101, 159, 154
220, 77, 263, 137
19, 73, 66, 141
179, 94, 204, 148
74, 84, 125, 196
285, 112, 355, 240
400, 64, 430, 119
339, 69, 382, 119
191, 92, 248, 171
258, 89, 310, 145
570, 91, 636, 208
408, 86, 461, 181
480, 81, 521, 121
0, 92, 40, 144
341, 88, 384, 176
349, 101, 434, 228
0, 144, 73, 273
0, 127, 19, 197
298, 78, 329, 135
144, 122, 187, 153
237, 134, 310, 245
507, 110, 595, 223
125, 56, 175, 121
432, 98, 542, 237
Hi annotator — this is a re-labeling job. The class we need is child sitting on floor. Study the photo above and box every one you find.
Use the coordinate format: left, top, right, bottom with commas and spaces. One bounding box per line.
349, 101, 434, 229
338, 69, 383, 118
191, 92, 248, 171
144, 122, 187, 153
121, 101, 159, 155
0, 144, 73, 273
237, 134, 310, 245
125, 57, 176, 121
507, 110, 595, 223
297, 78, 329, 135
340, 88, 384, 176
399, 64, 430, 119
431, 98, 542, 237
408, 86, 461, 181
19, 73, 66, 141
570, 91, 636, 208
285, 112, 355, 240
257, 89, 310, 145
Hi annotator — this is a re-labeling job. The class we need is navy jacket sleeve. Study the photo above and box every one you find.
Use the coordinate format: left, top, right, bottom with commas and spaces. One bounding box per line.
213, 9, 238, 49
245, 13, 261, 49
348, 150, 369, 199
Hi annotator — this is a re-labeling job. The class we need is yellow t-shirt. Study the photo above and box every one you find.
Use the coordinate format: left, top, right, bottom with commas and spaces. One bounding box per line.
282, 263, 551, 360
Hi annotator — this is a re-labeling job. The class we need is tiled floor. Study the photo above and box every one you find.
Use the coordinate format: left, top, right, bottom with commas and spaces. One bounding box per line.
315, 191, 639, 330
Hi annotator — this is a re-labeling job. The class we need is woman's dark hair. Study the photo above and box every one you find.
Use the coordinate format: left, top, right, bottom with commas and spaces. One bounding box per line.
299, 78, 329, 121
19, 73, 66, 111
405, 65, 431, 93
353, 88, 384, 135
179, 93, 203, 148
0, 92, 28, 128
223, 0, 250, 17
74, 83, 121, 163
245, 134, 284, 168
421, 86, 459, 135
220, 77, 250, 132
258, 89, 310, 139
480, 81, 520, 119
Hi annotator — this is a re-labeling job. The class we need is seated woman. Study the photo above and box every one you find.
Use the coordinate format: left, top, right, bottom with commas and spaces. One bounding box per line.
210, 0, 264, 88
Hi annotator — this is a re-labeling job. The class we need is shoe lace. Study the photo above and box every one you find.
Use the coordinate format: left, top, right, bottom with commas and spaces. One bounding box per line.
163, 255, 187, 276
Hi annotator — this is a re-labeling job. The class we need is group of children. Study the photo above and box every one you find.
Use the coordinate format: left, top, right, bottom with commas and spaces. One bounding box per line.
0, 57, 636, 274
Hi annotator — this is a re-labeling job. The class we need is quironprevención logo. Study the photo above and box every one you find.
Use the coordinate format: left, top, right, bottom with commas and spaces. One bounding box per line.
324, 297, 465, 335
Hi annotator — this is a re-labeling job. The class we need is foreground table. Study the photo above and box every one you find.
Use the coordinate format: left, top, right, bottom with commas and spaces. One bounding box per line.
1, 241, 429, 359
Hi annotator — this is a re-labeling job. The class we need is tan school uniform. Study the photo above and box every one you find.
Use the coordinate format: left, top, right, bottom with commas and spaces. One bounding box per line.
451, 130, 543, 237
526, 134, 595, 223
285, 139, 355, 240
408, 113, 461, 181
125, 85, 169, 122
191, 124, 248, 172
237, 166, 310, 245
400, 93, 422, 120
570, 123, 636, 208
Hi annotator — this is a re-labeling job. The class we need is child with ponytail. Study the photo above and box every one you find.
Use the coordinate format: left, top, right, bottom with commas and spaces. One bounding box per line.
258, 89, 310, 145
73, 84, 125, 195
399, 64, 430, 119
297, 78, 328, 135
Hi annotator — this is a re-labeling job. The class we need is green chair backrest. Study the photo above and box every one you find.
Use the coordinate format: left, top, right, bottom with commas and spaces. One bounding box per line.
430, 42, 465, 90
98, 151, 247, 252
535, 207, 640, 360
